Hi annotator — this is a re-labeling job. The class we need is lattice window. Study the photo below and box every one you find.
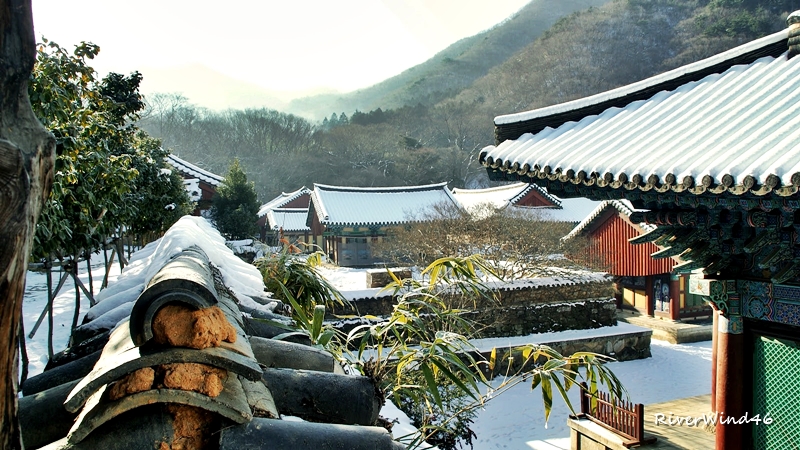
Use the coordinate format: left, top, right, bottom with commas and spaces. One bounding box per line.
752, 335, 800, 450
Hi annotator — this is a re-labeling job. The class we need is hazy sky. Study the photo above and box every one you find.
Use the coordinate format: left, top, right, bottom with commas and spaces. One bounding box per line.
32, 0, 530, 98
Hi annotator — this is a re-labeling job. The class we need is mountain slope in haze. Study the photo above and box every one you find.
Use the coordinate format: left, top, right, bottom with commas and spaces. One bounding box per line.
138, 64, 341, 112
449, 0, 795, 119
285, 0, 613, 121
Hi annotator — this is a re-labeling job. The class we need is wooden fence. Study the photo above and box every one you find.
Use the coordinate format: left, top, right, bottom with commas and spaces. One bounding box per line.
578, 382, 655, 447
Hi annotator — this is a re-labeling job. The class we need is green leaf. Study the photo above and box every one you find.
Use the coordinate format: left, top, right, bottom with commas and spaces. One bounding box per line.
420, 363, 443, 411
541, 374, 553, 425
551, 374, 575, 415
311, 304, 325, 341
430, 358, 478, 402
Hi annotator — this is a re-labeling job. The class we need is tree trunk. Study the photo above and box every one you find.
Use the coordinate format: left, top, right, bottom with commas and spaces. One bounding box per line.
0, 0, 56, 448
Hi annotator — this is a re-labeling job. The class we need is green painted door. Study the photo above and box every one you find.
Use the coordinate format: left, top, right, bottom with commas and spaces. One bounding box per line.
752, 334, 800, 450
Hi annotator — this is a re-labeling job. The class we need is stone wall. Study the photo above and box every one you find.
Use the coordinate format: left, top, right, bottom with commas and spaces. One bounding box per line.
329, 278, 618, 339
365, 268, 411, 288
481, 329, 652, 379
463, 298, 617, 338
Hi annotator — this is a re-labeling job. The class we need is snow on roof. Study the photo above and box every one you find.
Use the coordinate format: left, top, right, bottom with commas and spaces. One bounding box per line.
451, 182, 561, 211
258, 187, 311, 218
494, 29, 788, 127
309, 182, 461, 226
536, 196, 602, 223
482, 28, 800, 197
267, 208, 311, 232
166, 154, 225, 187
565, 199, 655, 240
82, 216, 271, 333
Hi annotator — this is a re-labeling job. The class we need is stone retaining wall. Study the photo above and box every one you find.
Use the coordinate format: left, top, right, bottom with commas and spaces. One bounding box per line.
463, 298, 617, 338
481, 329, 652, 379
329, 278, 617, 339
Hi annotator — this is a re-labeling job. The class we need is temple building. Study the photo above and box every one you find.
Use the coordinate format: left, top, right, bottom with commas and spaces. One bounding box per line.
256, 187, 312, 245
480, 13, 800, 450
165, 154, 224, 216
306, 183, 461, 267
565, 199, 710, 321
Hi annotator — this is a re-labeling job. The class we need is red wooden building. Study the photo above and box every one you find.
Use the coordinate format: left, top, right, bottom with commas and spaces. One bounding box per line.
566, 200, 710, 320
165, 154, 224, 216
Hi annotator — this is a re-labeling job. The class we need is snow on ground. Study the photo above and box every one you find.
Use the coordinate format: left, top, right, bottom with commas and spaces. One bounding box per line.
22, 256, 119, 377
318, 263, 712, 450
471, 339, 711, 450
21, 221, 712, 449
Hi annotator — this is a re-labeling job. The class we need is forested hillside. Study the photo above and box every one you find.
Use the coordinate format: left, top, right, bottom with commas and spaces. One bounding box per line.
138, 0, 799, 203
284, 0, 613, 120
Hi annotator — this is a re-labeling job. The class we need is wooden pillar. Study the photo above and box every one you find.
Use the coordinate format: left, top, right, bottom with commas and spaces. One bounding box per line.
670, 278, 680, 321
715, 313, 745, 450
645, 276, 654, 316
711, 309, 718, 412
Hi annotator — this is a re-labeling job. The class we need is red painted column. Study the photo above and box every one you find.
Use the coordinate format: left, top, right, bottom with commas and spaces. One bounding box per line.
711, 310, 717, 412
715, 314, 745, 450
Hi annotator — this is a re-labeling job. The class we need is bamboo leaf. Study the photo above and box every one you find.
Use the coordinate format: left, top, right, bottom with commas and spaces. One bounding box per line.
430, 358, 478, 401
551, 375, 575, 415
541, 374, 553, 425
530, 372, 541, 391
311, 304, 325, 340
317, 329, 336, 347
420, 363, 443, 410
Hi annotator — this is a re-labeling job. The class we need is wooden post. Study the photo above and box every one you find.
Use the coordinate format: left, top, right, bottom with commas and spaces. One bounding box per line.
635, 403, 644, 442
45, 260, 53, 359
86, 252, 94, 299
579, 382, 589, 415
711, 308, 718, 412
0, 0, 57, 446
715, 314, 745, 450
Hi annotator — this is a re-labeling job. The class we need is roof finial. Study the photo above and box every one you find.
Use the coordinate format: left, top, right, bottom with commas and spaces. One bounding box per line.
789, 11, 800, 59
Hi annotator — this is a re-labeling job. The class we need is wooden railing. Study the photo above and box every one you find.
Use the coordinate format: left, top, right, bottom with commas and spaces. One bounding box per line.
578, 382, 655, 448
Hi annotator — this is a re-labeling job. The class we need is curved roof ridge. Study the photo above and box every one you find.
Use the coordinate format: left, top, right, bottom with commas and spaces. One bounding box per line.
258, 186, 311, 218
565, 199, 655, 240
451, 182, 529, 195
313, 182, 449, 192
166, 153, 225, 186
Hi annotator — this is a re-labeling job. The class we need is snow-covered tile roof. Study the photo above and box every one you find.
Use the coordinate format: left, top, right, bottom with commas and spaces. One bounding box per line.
565, 200, 655, 240
482, 28, 800, 197
266, 208, 311, 232
166, 154, 225, 187
258, 187, 311, 218
451, 182, 560, 210
310, 182, 461, 226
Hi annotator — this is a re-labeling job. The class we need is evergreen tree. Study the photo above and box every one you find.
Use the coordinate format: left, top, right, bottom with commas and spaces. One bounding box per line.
30, 40, 182, 260
209, 158, 259, 240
